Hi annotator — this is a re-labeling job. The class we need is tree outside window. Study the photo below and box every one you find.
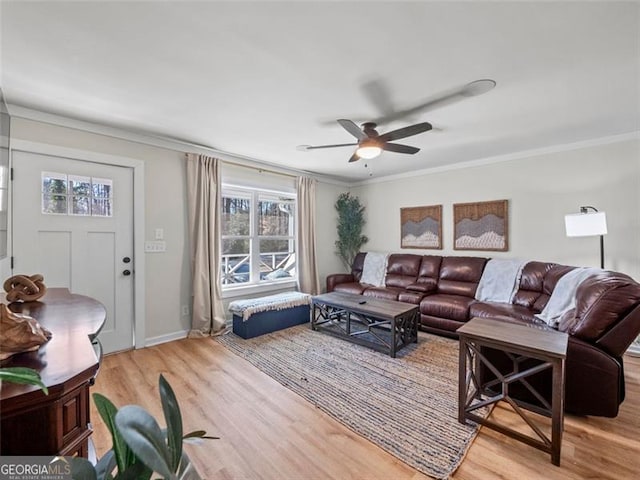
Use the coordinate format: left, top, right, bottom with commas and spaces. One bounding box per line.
221, 187, 296, 288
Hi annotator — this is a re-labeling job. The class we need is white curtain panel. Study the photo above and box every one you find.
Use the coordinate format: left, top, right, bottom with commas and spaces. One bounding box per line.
296, 176, 320, 295
185, 153, 227, 337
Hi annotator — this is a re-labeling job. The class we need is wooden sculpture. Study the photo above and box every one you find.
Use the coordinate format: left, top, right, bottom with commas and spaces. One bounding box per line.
3, 274, 47, 303
0, 303, 52, 360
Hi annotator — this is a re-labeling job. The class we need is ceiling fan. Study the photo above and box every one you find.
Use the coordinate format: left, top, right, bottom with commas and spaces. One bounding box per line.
297, 119, 433, 163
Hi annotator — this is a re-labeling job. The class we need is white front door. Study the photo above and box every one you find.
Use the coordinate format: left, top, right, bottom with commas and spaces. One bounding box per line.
12, 150, 135, 353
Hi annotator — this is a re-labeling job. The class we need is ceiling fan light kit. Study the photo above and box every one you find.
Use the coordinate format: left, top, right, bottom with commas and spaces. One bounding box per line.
355, 139, 382, 159
301, 119, 432, 163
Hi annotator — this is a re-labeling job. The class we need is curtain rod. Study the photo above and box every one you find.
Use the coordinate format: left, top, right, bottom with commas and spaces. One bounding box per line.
205, 154, 298, 180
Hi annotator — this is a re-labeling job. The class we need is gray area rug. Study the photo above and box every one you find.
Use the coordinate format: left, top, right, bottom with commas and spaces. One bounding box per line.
217, 324, 485, 479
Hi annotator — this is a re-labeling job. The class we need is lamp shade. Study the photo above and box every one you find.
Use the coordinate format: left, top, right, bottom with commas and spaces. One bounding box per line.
564, 211, 608, 237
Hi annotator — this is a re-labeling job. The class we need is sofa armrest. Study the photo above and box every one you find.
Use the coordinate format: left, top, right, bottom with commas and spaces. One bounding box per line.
326, 273, 355, 292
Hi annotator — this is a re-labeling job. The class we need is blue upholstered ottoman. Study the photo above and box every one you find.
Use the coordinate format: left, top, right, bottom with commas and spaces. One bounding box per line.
229, 292, 311, 339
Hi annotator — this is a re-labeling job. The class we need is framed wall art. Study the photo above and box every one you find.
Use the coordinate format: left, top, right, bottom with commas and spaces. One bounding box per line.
400, 205, 442, 249
453, 200, 508, 251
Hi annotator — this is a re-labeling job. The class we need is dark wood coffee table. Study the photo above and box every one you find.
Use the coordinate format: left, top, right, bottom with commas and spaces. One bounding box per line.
457, 317, 568, 466
311, 292, 419, 357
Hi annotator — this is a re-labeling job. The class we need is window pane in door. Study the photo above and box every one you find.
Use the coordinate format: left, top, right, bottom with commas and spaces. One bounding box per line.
222, 196, 251, 236
42, 172, 68, 196
92, 198, 113, 217
92, 177, 113, 198
71, 195, 91, 215
42, 194, 67, 214
69, 175, 91, 196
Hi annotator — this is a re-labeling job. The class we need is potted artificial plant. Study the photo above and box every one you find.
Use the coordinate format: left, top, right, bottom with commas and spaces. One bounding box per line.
334, 192, 368, 270
71, 374, 216, 480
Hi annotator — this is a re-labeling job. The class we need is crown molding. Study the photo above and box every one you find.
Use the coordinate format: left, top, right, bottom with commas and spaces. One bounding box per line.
352, 131, 640, 187
6, 104, 350, 186
7, 103, 636, 189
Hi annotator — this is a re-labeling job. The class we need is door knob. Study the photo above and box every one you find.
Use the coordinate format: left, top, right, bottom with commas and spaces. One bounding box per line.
123, 270, 132, 276
123, 257, 131, 263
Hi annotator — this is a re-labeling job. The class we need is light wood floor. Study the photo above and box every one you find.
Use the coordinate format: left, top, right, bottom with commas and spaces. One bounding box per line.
92, 336, 640, 479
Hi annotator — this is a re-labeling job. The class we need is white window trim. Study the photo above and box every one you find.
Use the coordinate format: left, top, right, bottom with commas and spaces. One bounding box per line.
221, 183, 297, 293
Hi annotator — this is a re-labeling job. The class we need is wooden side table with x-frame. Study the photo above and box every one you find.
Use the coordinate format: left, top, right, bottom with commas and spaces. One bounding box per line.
457, 317, 568, 466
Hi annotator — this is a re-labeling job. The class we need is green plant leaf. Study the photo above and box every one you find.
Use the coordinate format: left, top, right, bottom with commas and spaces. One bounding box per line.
116, 405, 175, 479
0, 367, 48, 394
177, 452, 203, 480
69, 457, 98, 480
334, 192, 367, 269
94, 449, 116, 479
183, 430, 219, 441
159, 374, 183, 472
113, 460, 152, 480
94, 393, 132, 473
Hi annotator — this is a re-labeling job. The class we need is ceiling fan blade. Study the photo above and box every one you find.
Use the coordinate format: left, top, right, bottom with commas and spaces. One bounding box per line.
370, 79, 496, 125
298, 142, 358, 151
361, 78, 395, 118
348, 152, 361, 163
378, 122, 432, 142
337, 119, 367, 140
382, 143, 420, 155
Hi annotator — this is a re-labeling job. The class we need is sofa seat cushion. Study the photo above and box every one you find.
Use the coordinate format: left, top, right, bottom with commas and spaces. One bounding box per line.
420, 314, 465, 338
420, 294, 475, 321
333, 282, 367, 295
363, 286, 403, 301
398, 290, 425, 305
470, 301, 538, 323
406, 278, 438, 293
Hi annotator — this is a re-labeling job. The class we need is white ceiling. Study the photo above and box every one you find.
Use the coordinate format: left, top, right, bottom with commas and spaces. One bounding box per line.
1, 1, 638, 182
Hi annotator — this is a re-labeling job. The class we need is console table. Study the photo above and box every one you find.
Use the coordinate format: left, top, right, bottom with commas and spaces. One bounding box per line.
457, 317, 568, 466
0, 288, 106, 457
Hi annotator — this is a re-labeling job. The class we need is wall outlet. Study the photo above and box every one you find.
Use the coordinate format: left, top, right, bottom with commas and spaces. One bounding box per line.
155, 228, 164, 240
145, 241, 166, 253
181, 305, 189, 316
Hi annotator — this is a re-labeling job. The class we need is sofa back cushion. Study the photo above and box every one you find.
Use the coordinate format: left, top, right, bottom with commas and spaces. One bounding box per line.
558, 273, 640, 343
537, 265, 575, 312
437, 256, 487, 297
406, 255, 443, 292
385, 254, 422, 288
351, 252, 366, 282
512, 262, 574, 313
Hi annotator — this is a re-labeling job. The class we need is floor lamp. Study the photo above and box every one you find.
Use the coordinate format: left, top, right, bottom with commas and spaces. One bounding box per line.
564, 206, 608, 269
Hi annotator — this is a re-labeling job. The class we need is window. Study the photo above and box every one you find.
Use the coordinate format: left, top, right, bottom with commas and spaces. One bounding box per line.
42, 172, 113, 217
221, 186, 296, 288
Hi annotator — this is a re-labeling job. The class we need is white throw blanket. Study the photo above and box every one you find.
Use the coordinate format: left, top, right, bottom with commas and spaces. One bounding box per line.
228, 291, 311, 321
360, 252, 389, 287
535, 267, 601, 327
475, 258, 527, 303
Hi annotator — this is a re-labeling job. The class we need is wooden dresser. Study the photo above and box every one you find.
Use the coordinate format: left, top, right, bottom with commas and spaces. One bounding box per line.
0, 288, 106, 457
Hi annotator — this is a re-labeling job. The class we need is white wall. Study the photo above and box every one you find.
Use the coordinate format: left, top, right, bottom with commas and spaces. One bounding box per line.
315, 181, 349, 289
9, 115, 638, 346
351, 138, 640, 280
7, 117, 350, 343
9, 117, 191, 341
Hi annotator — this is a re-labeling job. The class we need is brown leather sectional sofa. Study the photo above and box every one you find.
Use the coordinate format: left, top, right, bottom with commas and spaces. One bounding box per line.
326, 252, 640, 417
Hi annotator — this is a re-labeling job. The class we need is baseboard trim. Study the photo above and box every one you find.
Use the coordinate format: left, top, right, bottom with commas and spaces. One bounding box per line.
145, 330, 189, 348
